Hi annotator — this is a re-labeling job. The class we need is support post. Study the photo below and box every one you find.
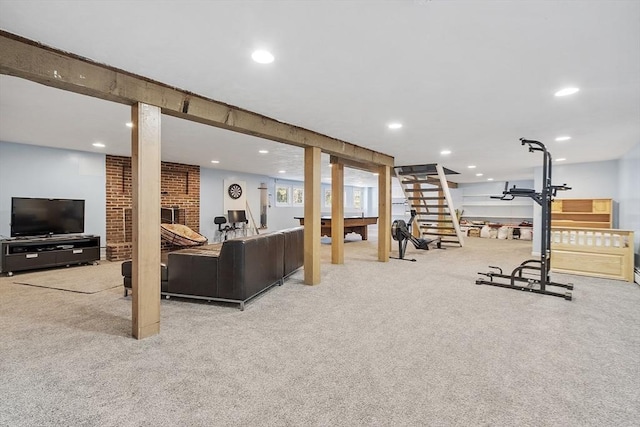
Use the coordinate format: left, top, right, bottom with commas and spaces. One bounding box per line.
331, 163, 345, 264
412, 182, 421, 237
131, 103, 161, 339
378, 165, 391, 262
304, 147, 321, 284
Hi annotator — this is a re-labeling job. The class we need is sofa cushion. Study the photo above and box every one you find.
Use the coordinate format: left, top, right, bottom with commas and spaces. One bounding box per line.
122, 260, 168, 293
194, 243, 223, 256
167, 249, 219, 298
217, 232, 284, 300
281, 226, 304, 277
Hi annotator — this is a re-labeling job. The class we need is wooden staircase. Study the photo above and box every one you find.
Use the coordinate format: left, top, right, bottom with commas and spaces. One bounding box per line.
394, 164, 464, 247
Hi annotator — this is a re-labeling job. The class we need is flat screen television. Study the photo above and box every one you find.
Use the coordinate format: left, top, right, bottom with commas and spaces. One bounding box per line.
11, 197, 85, 237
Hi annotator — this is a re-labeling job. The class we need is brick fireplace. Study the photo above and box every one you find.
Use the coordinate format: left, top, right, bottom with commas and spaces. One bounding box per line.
105, 155, 201, 261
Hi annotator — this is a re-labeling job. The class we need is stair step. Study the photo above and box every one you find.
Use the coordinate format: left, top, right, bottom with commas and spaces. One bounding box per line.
403, 188, 442, 194
396, 163, 463, 245
400, 180, 441, 187
420, 226, 455, 230
422, 232, 459, 237
410, 204, 450, 209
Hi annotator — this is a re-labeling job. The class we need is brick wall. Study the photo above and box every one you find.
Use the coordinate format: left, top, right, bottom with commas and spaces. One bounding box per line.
105, 155, 200, 261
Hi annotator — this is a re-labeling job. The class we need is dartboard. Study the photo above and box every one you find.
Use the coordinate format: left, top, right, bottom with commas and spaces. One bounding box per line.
228, 183, 243, 199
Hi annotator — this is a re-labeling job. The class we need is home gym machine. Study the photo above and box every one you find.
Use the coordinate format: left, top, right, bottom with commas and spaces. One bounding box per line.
475, 138, 574, 300
391, 209, 442, 262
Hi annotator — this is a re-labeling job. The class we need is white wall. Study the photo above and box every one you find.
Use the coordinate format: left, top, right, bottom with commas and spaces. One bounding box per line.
0, 142, 378, 248
200, 168, 288, 241
618, 142, 640, 267
0, 141, 106, 244
454, 180, 535, 223
532, 159, 620, 253
200, 168, 374, 242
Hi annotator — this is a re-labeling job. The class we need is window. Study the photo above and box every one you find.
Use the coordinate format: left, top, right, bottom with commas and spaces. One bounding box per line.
292, 187, 304, 205
276, 186, 291, 206
324, 188, 332, 207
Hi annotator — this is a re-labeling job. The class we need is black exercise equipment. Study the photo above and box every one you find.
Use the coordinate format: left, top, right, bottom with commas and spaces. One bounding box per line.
214, 216, 232, 241
391, 209, 442, 262
475, 138, 573, 300
214, 210, 250, 242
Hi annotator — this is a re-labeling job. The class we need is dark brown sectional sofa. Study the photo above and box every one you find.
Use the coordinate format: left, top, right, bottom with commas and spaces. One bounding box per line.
122, 226, 303, 310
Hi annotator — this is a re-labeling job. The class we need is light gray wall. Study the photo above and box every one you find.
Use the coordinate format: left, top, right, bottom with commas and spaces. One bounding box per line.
617, 142, 640, 268
0, 141, 106, 243
199, 168, 373, 242
533, 159, 619, 253
0, 142, 376, 247
454, 180, 535, 223
199, 168, 282, 242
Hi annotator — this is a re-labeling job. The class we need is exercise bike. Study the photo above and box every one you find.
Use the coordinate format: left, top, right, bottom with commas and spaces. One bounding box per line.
391, 209, 442, 262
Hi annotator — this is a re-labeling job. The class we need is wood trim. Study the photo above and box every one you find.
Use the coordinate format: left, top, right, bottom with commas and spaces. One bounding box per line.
329, 155, 379, 173
551, 227, 634, 282
378, 165, 391, 261
131, 103, 161, 339
0, 30, 393, 168
331, 163, 345, 264
304, 147, 321, 284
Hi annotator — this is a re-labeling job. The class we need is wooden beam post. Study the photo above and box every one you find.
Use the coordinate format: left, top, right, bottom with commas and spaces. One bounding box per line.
331, 163, 345, 264
378, 165, 391, 262
412, 182, 421, 237
304, 147, 321, 284
131, 103, 161, 339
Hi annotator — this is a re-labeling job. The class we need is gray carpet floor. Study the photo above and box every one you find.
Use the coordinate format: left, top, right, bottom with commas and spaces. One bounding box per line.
0, 236, 638, 426
11, 260, 121, 293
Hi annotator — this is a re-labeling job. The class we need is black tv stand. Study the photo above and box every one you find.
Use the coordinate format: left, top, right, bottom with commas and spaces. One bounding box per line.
0, 235, 100, 276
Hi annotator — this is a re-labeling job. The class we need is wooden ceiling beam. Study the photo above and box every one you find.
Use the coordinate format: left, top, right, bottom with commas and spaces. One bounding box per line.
329, 155, 380, 173
0, 31, 394, 168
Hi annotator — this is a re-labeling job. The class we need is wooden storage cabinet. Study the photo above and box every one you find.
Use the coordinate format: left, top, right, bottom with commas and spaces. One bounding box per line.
0, 235, 100, 276
551, 198, 613, 229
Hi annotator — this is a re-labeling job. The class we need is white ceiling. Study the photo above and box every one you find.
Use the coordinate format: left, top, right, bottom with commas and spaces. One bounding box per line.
1, 0, 639, 188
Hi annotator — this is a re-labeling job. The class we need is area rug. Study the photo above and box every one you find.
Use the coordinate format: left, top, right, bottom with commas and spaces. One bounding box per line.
11, 261, 122, 294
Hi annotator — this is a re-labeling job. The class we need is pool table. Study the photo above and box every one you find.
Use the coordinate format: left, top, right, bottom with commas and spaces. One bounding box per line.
294, 216, 378, 240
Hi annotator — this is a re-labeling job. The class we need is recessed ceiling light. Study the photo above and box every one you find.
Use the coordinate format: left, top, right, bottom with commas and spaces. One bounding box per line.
125, 122, 133, 128
554, 87, 580, 97
475, 173, 483, 177
211, 160, 220, 164
92, 142, 105, 148
467, 165, 476, 169
258, 150, 269, 154
556, 158, 567, 162
440, 150, 452, 155
388, 123, 403, 130
278, 170, 286, 174
373, 173, 379, 176
555, 136, 571, 142
487, 178, 494, 181
252, 50, 274, 64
